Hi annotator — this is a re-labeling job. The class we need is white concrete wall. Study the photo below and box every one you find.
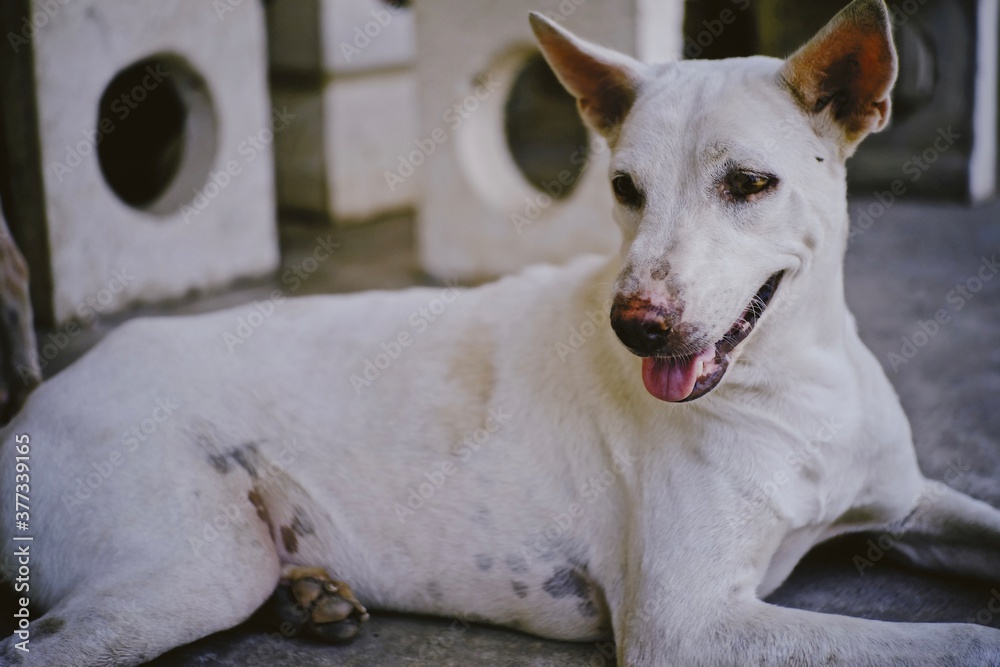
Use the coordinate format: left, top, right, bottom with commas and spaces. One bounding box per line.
31, 0, 278, 323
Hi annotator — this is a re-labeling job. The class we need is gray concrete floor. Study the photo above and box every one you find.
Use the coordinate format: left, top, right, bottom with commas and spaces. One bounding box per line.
16, 198, 1000, 664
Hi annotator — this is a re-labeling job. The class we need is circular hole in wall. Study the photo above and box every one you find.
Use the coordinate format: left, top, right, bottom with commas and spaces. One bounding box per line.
97, 54, 218, 215
504, 52, 589, 200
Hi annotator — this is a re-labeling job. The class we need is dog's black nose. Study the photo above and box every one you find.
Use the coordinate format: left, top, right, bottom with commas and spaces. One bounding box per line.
611, 308, 671, 356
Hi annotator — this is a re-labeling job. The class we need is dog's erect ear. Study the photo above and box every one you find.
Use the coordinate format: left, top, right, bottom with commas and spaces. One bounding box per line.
529, 12, 647, 141
779, 0, 898, 154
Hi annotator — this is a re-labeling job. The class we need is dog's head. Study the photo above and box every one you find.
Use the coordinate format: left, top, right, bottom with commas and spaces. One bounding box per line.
531, 0, 897, 402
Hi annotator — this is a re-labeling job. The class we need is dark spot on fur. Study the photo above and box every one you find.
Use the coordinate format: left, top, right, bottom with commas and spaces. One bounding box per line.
474, 554, 494, 571
426, 581, 444, 602
816, 156, 825, 162
650, 258, 671, 281
577, 599, 598, 618
280, 525, 298, 553
291, 507, 315, 536
207, 453, 230, 474
231, 445, 259, 479
505, 554, 529, 574
543, 567, 590, 600
248, 490, 273, 534
33, 616, 64, 638
193, 431, 231, 475
511, 580, 528, 598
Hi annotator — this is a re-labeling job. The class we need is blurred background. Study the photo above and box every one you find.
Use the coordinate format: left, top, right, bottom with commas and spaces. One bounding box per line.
0, 0, 997, 665
0, 0, 995, 335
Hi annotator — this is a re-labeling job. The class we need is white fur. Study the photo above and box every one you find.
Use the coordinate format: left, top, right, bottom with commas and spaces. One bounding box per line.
3, 3, 1000, 665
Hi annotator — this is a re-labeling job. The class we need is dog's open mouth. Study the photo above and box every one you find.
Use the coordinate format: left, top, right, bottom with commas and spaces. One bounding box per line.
641, 271, 784, 403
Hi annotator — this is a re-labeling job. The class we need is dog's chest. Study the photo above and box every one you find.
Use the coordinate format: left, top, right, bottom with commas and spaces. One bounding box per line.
741, 416, 918, 595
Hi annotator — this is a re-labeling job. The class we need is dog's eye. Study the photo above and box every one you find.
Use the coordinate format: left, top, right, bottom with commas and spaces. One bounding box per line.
612, 173, 643, 208
724, 171, 775, 200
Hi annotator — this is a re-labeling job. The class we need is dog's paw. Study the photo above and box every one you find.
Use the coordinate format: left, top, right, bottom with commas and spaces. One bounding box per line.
273, 566, 369, 643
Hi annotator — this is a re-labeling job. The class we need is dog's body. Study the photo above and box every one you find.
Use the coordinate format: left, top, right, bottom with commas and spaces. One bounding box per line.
3, 1, 1000, 665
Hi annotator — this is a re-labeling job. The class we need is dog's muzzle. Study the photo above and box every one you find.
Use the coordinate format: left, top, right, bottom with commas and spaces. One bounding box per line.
611, 272, 784, 403
609, 302, 679, 357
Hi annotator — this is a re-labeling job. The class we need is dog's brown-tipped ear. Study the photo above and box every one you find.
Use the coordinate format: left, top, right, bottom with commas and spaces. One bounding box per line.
529, 12, 647, 141
779, 0, 898, 153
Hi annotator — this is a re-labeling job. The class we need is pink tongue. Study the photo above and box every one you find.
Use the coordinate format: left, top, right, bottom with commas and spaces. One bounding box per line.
641, 348, 715, 402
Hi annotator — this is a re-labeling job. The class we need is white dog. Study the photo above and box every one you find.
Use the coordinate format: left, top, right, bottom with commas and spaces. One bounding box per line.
3, 1, 1000, 664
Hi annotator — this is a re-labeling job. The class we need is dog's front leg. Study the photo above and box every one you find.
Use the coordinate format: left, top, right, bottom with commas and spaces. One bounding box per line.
620, 593, 1000, 666
881, 479, 1000, 582
615, 492, 1000, 666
